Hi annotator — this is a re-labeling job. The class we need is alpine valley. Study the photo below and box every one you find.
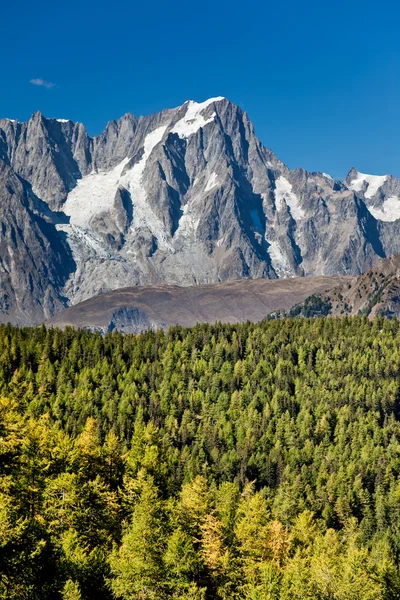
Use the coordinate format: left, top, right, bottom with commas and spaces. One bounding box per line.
1, 97, 400, 325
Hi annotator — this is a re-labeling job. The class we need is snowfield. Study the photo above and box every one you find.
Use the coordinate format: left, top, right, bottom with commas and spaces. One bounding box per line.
349, 171, 388, 199
367, 197, 400, 222
275, 176, 305, 220
171, 97, 225, 139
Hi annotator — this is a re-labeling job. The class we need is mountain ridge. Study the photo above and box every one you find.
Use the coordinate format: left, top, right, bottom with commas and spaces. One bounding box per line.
289, 253, 400, 319
1, 97, 400, 324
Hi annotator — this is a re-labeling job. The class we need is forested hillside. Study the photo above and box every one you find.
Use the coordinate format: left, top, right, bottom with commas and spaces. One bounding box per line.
2, 318, 400, 599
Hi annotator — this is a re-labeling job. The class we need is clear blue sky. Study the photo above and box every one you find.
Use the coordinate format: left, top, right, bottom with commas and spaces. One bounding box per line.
2, 0, 399, 179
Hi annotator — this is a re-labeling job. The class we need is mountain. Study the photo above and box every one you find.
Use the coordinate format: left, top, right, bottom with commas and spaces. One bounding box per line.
47, 275, 349, 333
286, 254, 400, 319
0, 159, 73, 324
1, 97, 400, 324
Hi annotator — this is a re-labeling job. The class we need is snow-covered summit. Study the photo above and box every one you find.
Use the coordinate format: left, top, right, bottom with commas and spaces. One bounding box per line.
171, 97, 225, 139
3, 95, 400, 327
348, 170, 388, 199
345, 170, 400, 222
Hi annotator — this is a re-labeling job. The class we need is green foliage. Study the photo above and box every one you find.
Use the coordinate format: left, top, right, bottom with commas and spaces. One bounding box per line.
0, 318, 399, 597
359, 288, 384, 316
289, 294, 332, 317
109, 472, 167, 599
62, 579, 82, 600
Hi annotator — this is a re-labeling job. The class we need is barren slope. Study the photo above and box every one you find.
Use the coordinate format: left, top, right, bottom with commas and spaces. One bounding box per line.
47, 275, 350, 332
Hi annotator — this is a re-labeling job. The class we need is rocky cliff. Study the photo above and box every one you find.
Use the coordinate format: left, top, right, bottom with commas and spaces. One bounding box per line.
1, 97, 400, 324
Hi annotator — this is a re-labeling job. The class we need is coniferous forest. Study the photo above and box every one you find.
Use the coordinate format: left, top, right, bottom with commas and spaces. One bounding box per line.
2, 317, 400, 599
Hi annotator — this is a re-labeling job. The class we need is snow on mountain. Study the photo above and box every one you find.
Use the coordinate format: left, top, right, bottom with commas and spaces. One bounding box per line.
171, 97, 225, 138
63, 159, 130, 227
267, 240, 292, 277
64, 125, 167, 225
174, 202, 201, 241
56, 223, 118, 259
3, 96, 400, 325
367, 197, 400, 222
205, 172, 219, 192
121, 124, 172, 248
62, 124, 172, 253
274, 176, 305, 220
348, 171, 388, 199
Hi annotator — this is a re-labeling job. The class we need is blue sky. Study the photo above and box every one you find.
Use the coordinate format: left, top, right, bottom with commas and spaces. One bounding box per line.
2, 0, 399, 179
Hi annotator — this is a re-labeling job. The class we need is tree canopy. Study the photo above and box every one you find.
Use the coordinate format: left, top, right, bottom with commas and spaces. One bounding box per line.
0, 317, 400, 598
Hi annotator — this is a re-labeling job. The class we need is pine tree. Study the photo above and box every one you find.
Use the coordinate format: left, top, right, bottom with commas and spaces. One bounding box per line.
109, 473, 167, 600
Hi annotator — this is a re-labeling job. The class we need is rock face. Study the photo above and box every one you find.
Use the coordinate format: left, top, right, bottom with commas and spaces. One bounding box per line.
294, 254, 400, 319
1, 98, 400, 324
0, 158, 74, 324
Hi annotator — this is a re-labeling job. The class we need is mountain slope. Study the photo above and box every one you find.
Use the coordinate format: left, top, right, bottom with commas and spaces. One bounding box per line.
288, 254, 400, 319
0, 158, 74, 323
47, 275, 350, 333
2, 97, 400, 323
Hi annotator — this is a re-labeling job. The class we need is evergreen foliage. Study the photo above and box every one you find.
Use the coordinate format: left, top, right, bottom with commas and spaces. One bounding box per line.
289, 294, 332, 317
0, 317, 400, 598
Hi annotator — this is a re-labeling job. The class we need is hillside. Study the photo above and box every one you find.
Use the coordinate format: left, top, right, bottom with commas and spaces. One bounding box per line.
47, 275, 350, 332
290, 254, 400, 319
328, 254, 400, 317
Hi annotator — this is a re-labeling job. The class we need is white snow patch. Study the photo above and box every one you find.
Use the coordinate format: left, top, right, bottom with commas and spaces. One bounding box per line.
63, 124, 172, 249
267, 239, 291, 276
368, 197, 400, 222
205, 172, 219, 192
4, 118, 17, 123
323, 173, 333, 180
274, 176, 305, 220
175, 202, 200, 239
349, 171, 388, 199
63, 158, 130, 228
216, 236, 225, 248
171, 97, 224, 139
122, 125, 172, 249
56, 119, 70, 123
56, 223, 117, 260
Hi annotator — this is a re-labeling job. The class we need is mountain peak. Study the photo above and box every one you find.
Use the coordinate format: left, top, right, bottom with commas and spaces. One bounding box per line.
346, 167, 359, 181
1, 98, 400, 325
119, 112, 137, 121
182, 96, 226, 106
30, 110, 45, 121
171, 97, 227, 139
347, 169, 388, 199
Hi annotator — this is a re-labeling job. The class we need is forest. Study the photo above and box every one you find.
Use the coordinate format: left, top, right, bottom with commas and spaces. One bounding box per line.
1, 316, 400, 599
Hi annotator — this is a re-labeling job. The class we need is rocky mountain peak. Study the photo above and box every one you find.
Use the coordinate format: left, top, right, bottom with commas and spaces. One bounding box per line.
1, 97, 400, 324
29, 109, 45, 121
